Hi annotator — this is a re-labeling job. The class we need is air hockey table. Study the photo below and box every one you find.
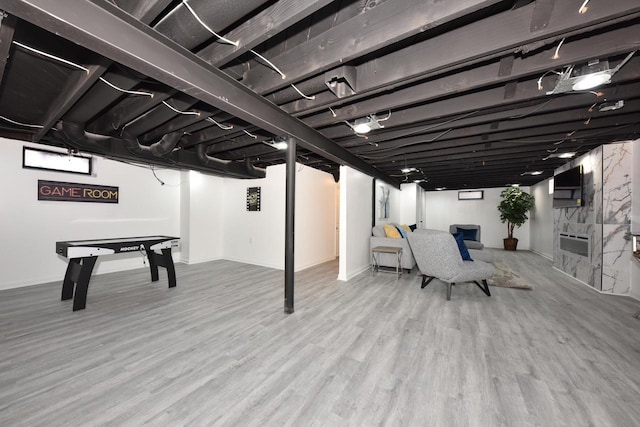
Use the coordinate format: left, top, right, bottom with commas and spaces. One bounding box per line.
56, 236, 180, 311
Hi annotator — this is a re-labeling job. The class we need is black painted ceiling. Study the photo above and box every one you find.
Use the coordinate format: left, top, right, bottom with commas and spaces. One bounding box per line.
0, 0, 638, 190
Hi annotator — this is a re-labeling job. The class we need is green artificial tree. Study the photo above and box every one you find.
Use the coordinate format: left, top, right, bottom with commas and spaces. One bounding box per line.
497, 186, 535, 250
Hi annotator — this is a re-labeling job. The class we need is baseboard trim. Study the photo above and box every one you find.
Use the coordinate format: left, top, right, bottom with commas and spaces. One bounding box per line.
179, 256, 222, 265
532, 249, 553, 261
338, 264, 371, 282
552, 266, 632, 298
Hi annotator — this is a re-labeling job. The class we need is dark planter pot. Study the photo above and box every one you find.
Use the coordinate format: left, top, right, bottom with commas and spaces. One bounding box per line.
503, 237, 518, 251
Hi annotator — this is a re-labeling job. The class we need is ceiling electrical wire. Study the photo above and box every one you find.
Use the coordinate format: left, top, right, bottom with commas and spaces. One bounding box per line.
243, 129, 258, 138
206, 117, 233, 130
360, 128, 453, 159
12, 41, 156, 98
179, 1, 319, 103
291, 83, 315, 100
0, 115, 44, 128
162, 101, 200, 116
181, 0, 238, 46
12, 41, 89, 72
98, 78, 153, 97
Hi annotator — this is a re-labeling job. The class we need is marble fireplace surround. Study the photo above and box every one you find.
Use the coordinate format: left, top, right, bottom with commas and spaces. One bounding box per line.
553, 142, 632, 295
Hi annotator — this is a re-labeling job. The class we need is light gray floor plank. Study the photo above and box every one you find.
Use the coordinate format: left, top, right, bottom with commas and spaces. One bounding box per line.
1, 249, 640, 426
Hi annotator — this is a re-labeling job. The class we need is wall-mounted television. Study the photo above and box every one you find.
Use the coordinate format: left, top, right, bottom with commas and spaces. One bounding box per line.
553, 165, 584, 208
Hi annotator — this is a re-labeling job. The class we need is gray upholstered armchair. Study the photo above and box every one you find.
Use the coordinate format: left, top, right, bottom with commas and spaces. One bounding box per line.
407, 229, 494, 300
449, 224, 484, 250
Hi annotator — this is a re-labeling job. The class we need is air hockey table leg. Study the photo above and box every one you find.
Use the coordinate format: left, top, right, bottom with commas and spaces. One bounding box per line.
72, 256, 97, 311
61, 258, 82, 301
161, 248, 177, 288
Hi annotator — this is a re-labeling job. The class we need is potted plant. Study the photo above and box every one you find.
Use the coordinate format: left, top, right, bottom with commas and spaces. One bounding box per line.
497, 186, 535, 251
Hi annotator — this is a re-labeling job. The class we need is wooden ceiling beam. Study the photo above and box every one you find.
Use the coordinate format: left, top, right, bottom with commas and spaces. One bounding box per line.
240, 0, 504, 94
297, 23, 640, 128
319, 65, 640, 141
354, 110, 640, 160
0, 14, 17, 84
3, 0, 400, 185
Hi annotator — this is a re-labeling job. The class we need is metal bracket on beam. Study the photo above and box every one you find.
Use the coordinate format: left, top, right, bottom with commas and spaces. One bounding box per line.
325, 66, 357, 98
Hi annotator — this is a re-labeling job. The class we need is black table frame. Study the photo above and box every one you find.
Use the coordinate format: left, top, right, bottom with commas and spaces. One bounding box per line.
58, 236, 178, 311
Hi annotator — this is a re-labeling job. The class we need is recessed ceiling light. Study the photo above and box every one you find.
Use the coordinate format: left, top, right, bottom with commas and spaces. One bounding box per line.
353, 120, 373, 134
401, 167, 417, 173
558, 152, 576, 159
521, 171, 543, 176
347, 112, 391, 135
273, 141, 288, 150
435, 187, 446, 191
571, 72, 611, 91
545, 52, 635, 95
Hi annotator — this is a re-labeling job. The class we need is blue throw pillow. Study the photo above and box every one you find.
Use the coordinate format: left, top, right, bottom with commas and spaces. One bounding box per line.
452, 232, 473, 261
457, 227, 478, 242
396, 226, 407, 238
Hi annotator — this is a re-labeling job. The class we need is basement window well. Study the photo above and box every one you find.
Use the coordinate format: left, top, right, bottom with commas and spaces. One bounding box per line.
23, 146, 92, 175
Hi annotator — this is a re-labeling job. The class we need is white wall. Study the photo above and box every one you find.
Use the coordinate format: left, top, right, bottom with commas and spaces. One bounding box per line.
530, 178, 554, 259
180, 171, 224, 264
221, 163, 336, 271
0, 139, 181, 290
292, 164, 337, 270
423, 187, 531, 249
339, 166, 373, 281
399, 183, 418, 225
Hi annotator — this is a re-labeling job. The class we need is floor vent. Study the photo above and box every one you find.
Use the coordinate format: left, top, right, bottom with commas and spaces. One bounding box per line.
559, 233, 591, 260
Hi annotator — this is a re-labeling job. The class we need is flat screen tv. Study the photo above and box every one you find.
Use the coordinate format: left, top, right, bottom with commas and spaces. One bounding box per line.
553, 165, 584, 208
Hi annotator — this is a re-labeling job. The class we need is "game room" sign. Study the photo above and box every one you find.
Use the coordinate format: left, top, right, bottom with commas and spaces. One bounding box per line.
38, 180, 119, 203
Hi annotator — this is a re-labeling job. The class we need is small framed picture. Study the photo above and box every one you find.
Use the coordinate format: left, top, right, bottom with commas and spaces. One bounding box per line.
246, 187, 261, 211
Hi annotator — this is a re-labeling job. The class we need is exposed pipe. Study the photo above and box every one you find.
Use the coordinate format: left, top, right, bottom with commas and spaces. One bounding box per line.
121, 129, 181, 157
57, 121, 265, 179
61, 121, 181, 159
196, 143, 266, 178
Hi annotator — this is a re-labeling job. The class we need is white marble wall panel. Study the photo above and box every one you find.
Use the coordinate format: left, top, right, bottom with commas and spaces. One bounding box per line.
600, 142, 633, 294
553, 221, 601, 289
591, 145, 603, 224
602, 224, 632, 294
603, 143, 632, 225
553, 148, 601, 288
553, 142, 632, 294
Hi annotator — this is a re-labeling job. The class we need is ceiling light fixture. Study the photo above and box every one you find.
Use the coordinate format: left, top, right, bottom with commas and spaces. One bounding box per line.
273, 141, 288, 150
263, 139, 288, 150
543, 152, 577, 161
401, 167, 418, 173
435, 187, 446, 191
521, 171, 543, 176
545, 51, 636, 95
345, 111, 391, 135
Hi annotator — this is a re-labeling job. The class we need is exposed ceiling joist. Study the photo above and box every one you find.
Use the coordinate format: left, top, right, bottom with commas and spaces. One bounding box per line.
3, 0, 399, 186
241, 0, 505, 93
299, 23, 640, 128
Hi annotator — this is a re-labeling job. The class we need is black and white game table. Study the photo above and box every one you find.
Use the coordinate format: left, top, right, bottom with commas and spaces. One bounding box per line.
56, 236, 180, 311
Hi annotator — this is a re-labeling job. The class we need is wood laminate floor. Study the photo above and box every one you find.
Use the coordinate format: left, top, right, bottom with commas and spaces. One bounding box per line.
1, 250, 640, 426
